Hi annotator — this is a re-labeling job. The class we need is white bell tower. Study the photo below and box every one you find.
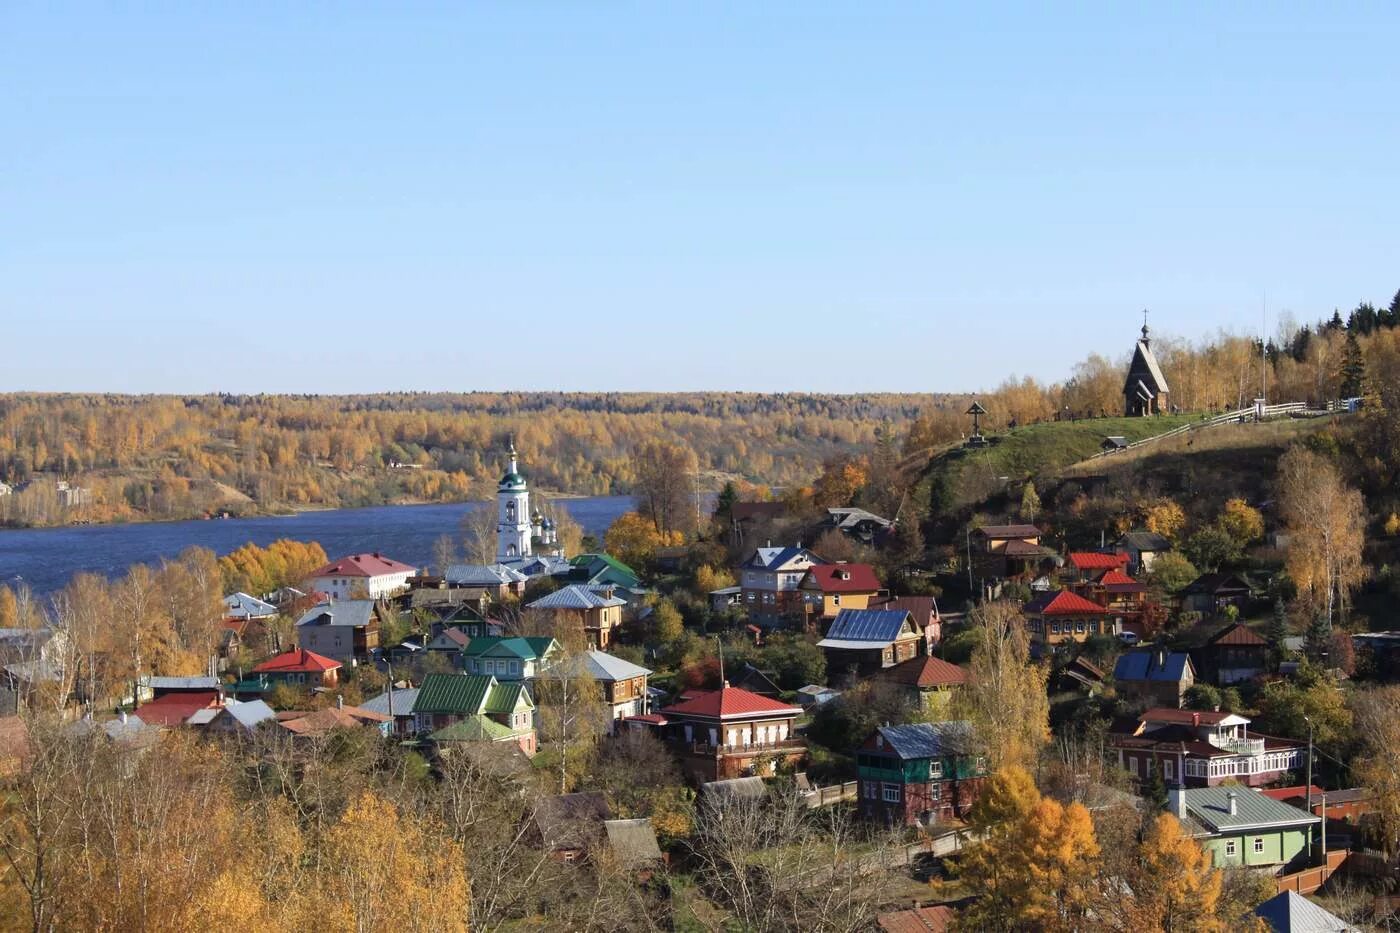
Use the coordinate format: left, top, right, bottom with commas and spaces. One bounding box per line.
496, 439, 532, 563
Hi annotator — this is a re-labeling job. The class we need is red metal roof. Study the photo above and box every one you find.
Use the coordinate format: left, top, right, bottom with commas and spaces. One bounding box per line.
308, 553, 416, 578
1139, 707, 1236, 726
252, 648, 342, 674
1070, 552, 1129, 571
137, 691, 220, 727
804, 563, 882, 593
880, 655, 968, 688
1024, 589, 1109, 616
1098, 570, 1138, 586
1260, 785, 1327, 802
878, 905, 954, 933
659, 686, 801, 720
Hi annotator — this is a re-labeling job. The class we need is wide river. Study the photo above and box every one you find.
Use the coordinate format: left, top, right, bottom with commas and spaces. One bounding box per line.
0, 497, 634, 594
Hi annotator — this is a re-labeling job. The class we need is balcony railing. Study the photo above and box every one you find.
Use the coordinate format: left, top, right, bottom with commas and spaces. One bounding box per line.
1208, 735, 1265, 756
689, 738, 807, 757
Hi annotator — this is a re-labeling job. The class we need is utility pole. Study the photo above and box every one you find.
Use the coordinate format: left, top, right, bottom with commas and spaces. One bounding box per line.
1304, 714, 1315, 862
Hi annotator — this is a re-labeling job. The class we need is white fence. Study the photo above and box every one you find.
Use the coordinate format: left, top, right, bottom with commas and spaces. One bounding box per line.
1090, 401, 1316, 460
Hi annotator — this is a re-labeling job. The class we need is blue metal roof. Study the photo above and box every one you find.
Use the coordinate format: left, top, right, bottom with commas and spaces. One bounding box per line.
822, 608, 913, 644
1113, 649, 1192, 683
875, 721, 975, 760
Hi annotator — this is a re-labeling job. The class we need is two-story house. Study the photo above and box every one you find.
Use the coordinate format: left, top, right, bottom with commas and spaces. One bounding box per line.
294, 599, 382, 664
1182, 573, 1253, 616
856, 722, 987, 827
460, 636, 560, 682
817, 608, 923, 681
305, 552, 417, 600
653, 685, 806, 784
526, 585, 627, 649
876, 655, 968, 716
1198, 622, 1270, 685
1065, 551, 1130, 583
443, 563, 529, 600
739, 545, 825, 627
1023, 589, 1115, 648
250, 648, 342, 690
798, 563, 884, 624
560, 649, 652, 728
970, 524, 1053, 584
1171, 786, 1319, 871
1109, 708, 1304, 788
1113, 647, 1196, 708
412, 672, 536, 756
1115, 530, 1172, 576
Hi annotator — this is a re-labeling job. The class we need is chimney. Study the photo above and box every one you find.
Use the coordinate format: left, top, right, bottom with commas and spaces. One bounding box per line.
1192, 712, 1200, 728
1227, 791, 1238, 816
1169, 788, 1186, 819
337, 695, 344, 710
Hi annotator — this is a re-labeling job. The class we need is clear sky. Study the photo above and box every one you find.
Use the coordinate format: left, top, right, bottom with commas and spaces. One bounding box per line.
2, 4, 1396, 394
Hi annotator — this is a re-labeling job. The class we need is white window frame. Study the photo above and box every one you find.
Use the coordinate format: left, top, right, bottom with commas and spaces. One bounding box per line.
1225, 840, 1237, 857
1253, 837, 1265, 855
930, 760, 943, 779
882, 783, 901, 803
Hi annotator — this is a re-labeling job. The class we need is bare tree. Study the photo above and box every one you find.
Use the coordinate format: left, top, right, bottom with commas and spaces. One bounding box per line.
460, 502, 498, 565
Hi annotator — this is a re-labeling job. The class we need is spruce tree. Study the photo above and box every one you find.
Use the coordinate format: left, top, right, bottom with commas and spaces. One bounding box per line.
1339, 330, 1366, 398
1267, 597, 1289, 666
1305, 612, 1332, 662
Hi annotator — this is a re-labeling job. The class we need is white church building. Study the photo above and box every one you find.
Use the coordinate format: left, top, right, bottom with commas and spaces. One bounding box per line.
494, 440, 570, 577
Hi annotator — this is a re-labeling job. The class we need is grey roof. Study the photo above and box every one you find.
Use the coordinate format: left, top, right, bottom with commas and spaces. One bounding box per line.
527, 584, 626, 611
747, 546, 818, 571
1254, 891, 1357, 932
873, 721, 975, 760
1180, 786, 1320, 834
224, 699, 277, 729
185, 707, 219, 726
147, 675, 220, 691
4, 659, 63, 683
1113, 650, 1193, 684
1118, 530, 1172, 551
223, 592, 278, 618
444, 563, 528, 586
604, 818, 664, 867
295, 599, 375, 629
701, 776, 769, 800
565, 650, 652, 682
360, 687, 420, 717
1125, 338, 1171, 395
499, 555, 574, 578
818, 609, 913, 646
827, 507, 893, 530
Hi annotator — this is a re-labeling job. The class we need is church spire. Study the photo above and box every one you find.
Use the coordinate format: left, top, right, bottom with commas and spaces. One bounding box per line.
507, 434, 519, 475
1141, 308, 1151, 346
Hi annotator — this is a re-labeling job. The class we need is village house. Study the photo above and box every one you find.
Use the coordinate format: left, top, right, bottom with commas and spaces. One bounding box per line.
729, 663, 781, 699
442, 563, 528, 600
738, 544, 825, 627
650, 684, 806, 784
556, 649, 652, 727
856, 722, 987, 827
1110, 708, 1304, 788
726, 501, 788, 547
871, 595, 942, 651
1065, 551, 1130, 583
799, 562, 884, 624
1113, 647, 1196, 708
1170, 786, 1318, 871
823, 506, 894, 544
970, 524, 1054, 585
294, 598, 382, 665
1022, 589, 1115, 649
188, 698, 277, 735
526, 584, 627, 649
135, 682, 222, 728
1198, 622, 1270, 685
460, 636, 560, 682
1116, 530, 1172, 576
533, 792, 613, 862
817, 608, 923, 680
251, 648, 342, 690
412, 672, 536, 756
567, 553, 643, 591
305, 552, 417, 600
1182, 573, 1254, 616
876, 655, 968, 716
424, 626, 470, 661
359, 685, 419, 736
223, 591, 278, 622
278, 703, 391, 738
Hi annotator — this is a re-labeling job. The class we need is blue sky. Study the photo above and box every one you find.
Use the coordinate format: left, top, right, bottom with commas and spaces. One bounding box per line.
2, 4, 1396, 393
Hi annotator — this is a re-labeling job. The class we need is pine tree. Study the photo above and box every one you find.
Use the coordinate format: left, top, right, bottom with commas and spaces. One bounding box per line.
1267, 597, 1289, 663
1305, 611, 1332, 663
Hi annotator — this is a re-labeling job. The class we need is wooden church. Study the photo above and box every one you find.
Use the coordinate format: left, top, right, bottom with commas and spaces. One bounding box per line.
1123, 316, 1170, 416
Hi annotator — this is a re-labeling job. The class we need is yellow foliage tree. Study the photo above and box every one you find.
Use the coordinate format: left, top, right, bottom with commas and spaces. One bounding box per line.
1143, 500, 1187, 541
957, 600, 1050, 772
603, 510, 683, 569
1217, 498, 1265, 547
1126, 812, 1224, 932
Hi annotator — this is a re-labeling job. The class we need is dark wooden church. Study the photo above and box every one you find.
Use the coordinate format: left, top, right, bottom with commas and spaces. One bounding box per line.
1123, 317, 1170, 416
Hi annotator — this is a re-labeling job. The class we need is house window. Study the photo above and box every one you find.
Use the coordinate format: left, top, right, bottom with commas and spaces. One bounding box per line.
1253, 837, 1265, 855
1164, 760, 1174, 780
510, 660, 519, 675
1225, 840, 1237, 858
930, 783, 941, 801
975, 756, 987, 773
931, 760, 943, 779
832, 595, 840, 606
882, 784, 901, 803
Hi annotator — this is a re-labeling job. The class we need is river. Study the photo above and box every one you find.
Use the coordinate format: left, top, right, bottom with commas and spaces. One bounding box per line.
0, 497, 634, 594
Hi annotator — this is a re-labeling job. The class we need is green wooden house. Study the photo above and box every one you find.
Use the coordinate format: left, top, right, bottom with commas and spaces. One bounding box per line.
1170, 786, 1319, 870
460, 636, 560, 681
412, 673, 536, 756
856, 721, 987, 826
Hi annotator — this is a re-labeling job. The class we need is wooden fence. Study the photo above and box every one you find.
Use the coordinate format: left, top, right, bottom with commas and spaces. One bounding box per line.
1274, 849, 1393, 895
1090, 400, 1317, 461
803, 781, 857, 808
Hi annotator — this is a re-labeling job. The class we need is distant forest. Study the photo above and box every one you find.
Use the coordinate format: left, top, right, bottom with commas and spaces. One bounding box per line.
1, 289, 1396, 528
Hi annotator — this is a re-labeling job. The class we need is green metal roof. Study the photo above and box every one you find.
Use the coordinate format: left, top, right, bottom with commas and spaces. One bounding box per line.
1181, 786, 1320, 834
431, 715, 522, 743
569, 553, 639, 581
460, 636, 537, 660
413, 673, 494, 715
486, 680, 533, 714
523, 637, 559, 658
